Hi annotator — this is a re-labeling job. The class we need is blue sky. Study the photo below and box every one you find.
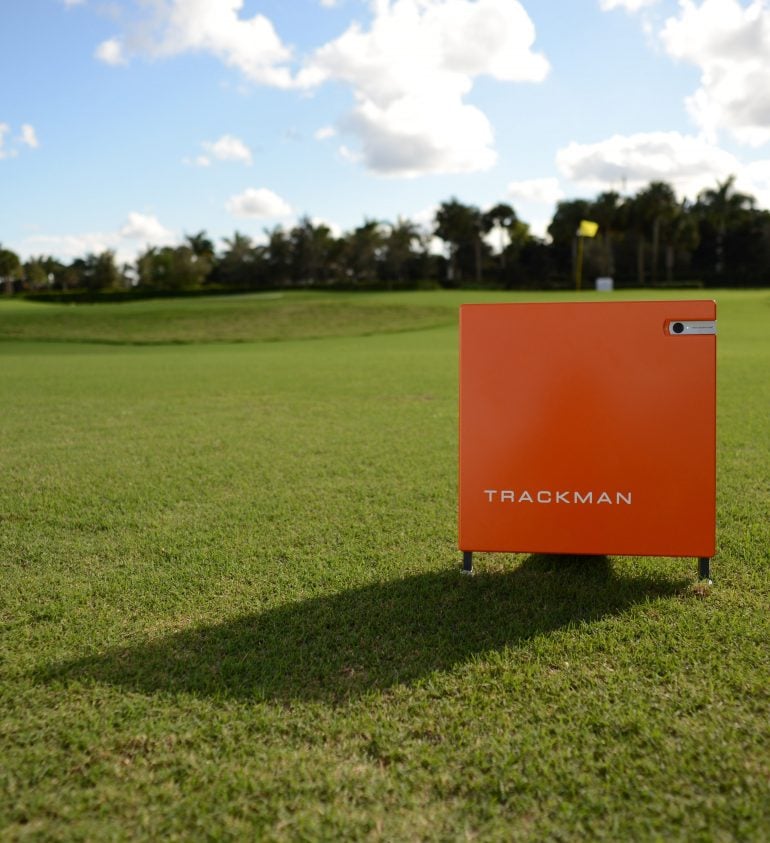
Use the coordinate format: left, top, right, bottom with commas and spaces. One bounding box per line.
3, 0, 770, 263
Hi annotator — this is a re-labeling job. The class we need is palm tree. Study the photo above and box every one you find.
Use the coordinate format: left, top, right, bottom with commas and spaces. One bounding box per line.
0, 246, 22, 295
482, 203, 517, 273
589, 191, 623, 278
218, 231, 258, 289
344, 219, 385, 286
184, 231, 215, 284
547, 199, 591, 283
624, 193, 649, 286
185, 230, 215, 262
382, 217, 420, 288
696, 175, 754, 278
435, 198, 484, 285
662, 200, 699, 284
632, 182, 677, 285
287, 217, 318, 286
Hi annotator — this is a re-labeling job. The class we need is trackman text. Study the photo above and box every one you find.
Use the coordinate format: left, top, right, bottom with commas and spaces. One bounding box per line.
483, 490, 633, 505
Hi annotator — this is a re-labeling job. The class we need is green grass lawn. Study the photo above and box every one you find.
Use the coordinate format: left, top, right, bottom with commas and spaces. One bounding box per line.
1, 289, 768, 840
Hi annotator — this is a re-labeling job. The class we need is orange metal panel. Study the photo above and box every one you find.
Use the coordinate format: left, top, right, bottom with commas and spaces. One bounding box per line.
458, 301, 716, 558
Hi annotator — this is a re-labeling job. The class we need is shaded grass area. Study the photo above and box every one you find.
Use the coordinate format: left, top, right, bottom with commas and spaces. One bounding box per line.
1, 290, 769, 840
38, 557, 686, 703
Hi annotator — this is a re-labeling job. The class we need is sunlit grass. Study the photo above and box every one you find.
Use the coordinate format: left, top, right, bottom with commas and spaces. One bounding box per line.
1, 289, 768, 840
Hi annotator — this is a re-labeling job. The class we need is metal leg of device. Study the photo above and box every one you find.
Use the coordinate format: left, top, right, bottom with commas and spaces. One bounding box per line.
698, 556, 712, 583
461, 551, 474, 575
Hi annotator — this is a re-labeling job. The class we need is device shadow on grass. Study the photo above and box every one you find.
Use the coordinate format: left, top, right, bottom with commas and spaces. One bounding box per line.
40, 555, 687, 703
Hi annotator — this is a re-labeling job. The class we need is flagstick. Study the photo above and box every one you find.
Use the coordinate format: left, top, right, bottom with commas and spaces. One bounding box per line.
575, 234, 584, 291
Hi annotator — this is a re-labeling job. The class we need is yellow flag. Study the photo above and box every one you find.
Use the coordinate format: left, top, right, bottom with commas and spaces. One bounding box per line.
578, 219, 599, 238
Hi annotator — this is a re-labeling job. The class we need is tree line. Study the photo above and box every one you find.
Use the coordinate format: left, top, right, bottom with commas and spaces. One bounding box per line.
2, 176, 769, 297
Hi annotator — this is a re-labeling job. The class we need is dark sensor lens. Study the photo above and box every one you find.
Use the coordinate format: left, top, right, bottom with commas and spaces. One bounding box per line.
672, 322, 684, 334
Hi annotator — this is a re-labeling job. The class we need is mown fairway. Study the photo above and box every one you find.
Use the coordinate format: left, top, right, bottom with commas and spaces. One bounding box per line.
1, 289, 768, 840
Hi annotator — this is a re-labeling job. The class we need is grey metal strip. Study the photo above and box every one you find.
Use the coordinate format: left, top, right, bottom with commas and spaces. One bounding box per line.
668, 320, 717, 336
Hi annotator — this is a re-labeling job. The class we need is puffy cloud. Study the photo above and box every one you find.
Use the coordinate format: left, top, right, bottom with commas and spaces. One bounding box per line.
86, 1, 549, 178
97, 0, 293, 87
300, 0, 548, 90
119, 212, 176, 244
95, 37, 127, 65
0, 122, 39, 159
183, 135, 252, 168
201, 134, 253, 165
19, 124, 39, 149
23, 233, 115, 261
337, 143, 362, 164
555, 130, 770, 213
314, 126, 336, 141
556, 131, 739, 197
225, 187, 292, 218
660, 0, 770, 146
737, 159, 770, 210
160, 0, 293, 87
22, 213, 177, 263
507, 177, 564, 205
299, 0, 549, 176
340, 96, 496, 177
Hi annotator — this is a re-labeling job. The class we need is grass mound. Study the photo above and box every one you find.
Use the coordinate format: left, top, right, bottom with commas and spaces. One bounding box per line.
0, 292, 454, 344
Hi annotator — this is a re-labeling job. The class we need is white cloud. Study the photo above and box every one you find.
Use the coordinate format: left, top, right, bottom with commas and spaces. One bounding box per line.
21, 212, 177, 264
737, 159, 770, 210
1, 122, 40, 159
556, 131, 739, 198
23, 233, 115, 261
98, 0, 294, 87
225, 187, 292, 218
160, 0, 293, 87
314, 126, 336, 141
202, 134, 252, 165
19, 124, 39, 149
95, 37, 127, 66
599, 0, 659, 11
338, 144, 363, 164
84, 0, 549, 178
552, 130, 770, 215
184, 135, 252, 167
299, 0, 549, 177
119, 212, 176, 244
660, 0, 770, 146
507, 177, 564, 205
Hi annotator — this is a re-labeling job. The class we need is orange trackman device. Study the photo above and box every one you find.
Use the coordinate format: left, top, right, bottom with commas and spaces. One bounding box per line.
458, 300, 716, 580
